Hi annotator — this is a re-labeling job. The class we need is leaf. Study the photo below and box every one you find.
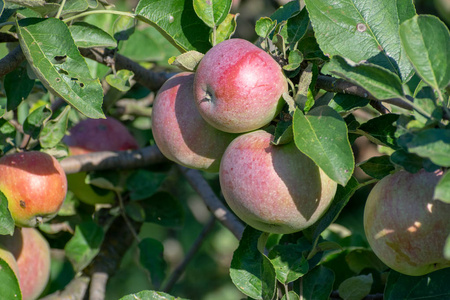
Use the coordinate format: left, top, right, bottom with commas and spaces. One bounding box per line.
358, 155, 395, 179
272, 111, 293, 145
302, 265, 335, 300
119, 290, 189, 300
304, 0, 415, 81
434, 170, 450, 204
125, 202, 146, 222
214, 13, 237, 45
4, 64, 35, 111
445, 235, 450, 260
105, 69, 134, 92
61, 0, 89, 14
139, 238, 167, 289
403, 129, 450, 167
322, 56, 405, 100
113, 15, 135, 42
136, 0, 211, 53
283, 49, 303, 71
169, 50, 204, 72
39, 105, 71, 148
358, 113, 400, 149
0, 257, 21, 300
22, 104, 52, 139
141, 192, 184, 228
65, 221, 104, 272
328, 94, 369, 114
230, 226, 277, 300
69, 22, 117, 48
281, 6, 310, 49
193, 0, 231, 28
127, 169, 167, 201
0, 119, 16, 154
338, 274, 373, 300
17, 18, 104, 119
0, 191, 15, 236
293, 106, 354, 186
385, 269, 450, 300
399, 15, 450, 90
268, 241, 310, 284
345, 249, 387, 274
390, 149, 425, 173
255, 17, 276, 38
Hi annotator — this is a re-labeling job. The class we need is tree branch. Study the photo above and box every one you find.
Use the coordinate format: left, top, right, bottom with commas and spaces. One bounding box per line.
40, 275, 90, 300
0, 46, 25, 78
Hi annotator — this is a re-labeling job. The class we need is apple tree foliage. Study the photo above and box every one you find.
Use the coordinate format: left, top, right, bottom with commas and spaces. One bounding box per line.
0, 0, 449, 299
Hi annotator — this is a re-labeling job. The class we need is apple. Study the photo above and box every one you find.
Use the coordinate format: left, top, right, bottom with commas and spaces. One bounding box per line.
0, 227, 51, 300
152, 72, 238, 172
194, 38, 288, 133
219, 130, 338, 234
0, 244, 20, 279
63, 117, 139, 205
364, 169, 450, 276
0, 151, 67, 227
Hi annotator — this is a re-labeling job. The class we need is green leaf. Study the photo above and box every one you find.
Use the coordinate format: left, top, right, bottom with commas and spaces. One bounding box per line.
322, 56, 404, 100
0, 0, 4, 17
119, 290, 189, 300
69, 22, 117, 48
65, 220, 104, 272
136, 0, 211, 53
399, 15, 450, 90
255, 17, 276, 38
22, 104, 52, 139
214, 13, 237, 45
0, 257, 21, 300
403, 129, 450, 167
345, 248, 387, 274
358, 155, 395, 179
272, 111, 293, 145
303, 176, 359, 242
338, 274, 373, 300
141, 192, 184, 228
293, 106, 354, 186
0, 119, 16, 154
4, 64, 34, 111
434, 170, 450, 204
230, 226, 277, 300
105, 69, 134, 92
268, 241, 310, 284
17, 18, 104, 119
61, 0, 89, 14
358, 113, 400, 149
328, 94, 370, 114
39, 105, 71, 148
125, 202, 146, 222
113, 15, 135, 42
270, 0, 300, 24
193, 0, 231, 28
169, 51, 204, 72
302, 265, 335, 300
127, 170, 167, 201
139, 238, 167, 289
385, 269, 450, 300
280, 6, 310, 49
304, 0, 415, 81
283, 49, 303, 71
0, 191, 15, 236
390, 149, 425, 173
445, 235, 450, 260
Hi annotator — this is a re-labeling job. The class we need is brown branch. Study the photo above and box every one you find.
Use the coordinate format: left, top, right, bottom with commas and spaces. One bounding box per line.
177, 166, 245, 240
0, 32, 18, 43
0, 46, 25, 78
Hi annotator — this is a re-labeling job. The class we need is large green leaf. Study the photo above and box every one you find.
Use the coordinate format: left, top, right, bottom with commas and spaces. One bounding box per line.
119, 290, 188, 300
322, 56, 405, 100
16, 18, 104, 119
39, 105, 71, 149
268, 240, 310, 284
69, 22, 117, 48
193, 0, 231, 29
135, 0, 212, 53
4, 64, 34, 111
400, 15, 450, 90
302, 265, 335, 300
403, 129, 450, 167
139, 238, 167, 289
293, 106, 354, 186
0, 191, 14, 236
0, 258, 21, 300
434, 170, 450, 204
304, 0, 415, 81
338, 274, 373, 300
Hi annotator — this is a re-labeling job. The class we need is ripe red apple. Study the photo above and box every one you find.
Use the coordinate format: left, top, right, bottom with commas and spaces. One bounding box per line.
219, 130, 337, 234
364, 169, 450, 276
63, 117, 139, 205
0, 227, 51, 300
0, 151, 67, 227
152, 72, 237, 172
194, 38, 288, 133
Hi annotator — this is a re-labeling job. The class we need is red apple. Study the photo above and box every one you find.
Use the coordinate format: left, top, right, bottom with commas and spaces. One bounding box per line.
364, 169, 450, 276
194, 38, 288, 133
219, 130, 337, 234
152, 72, 237, 172
0, 151, 67, 227
0, 227, 51, 300
63, 117, 139, 205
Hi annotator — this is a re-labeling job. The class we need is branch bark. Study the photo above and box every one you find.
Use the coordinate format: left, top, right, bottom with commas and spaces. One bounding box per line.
0, 46, 25, 78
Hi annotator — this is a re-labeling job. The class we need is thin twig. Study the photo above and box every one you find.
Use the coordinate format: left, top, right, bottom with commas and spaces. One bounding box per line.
117, 192, 141, 243
162, 216, 216, 293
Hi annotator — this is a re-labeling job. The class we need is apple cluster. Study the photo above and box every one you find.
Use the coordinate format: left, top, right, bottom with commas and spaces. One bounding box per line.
152, 38, 338, 234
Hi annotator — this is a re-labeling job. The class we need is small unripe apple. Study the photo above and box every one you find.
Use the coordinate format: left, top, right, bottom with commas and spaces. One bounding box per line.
0, 227, 51, 300
63, 117, 139, 205
194, 38, 288, 133
152, 72, 237, 172
0, 151, 67, 227
364, 169, 450, 276
219, 130, 337, 234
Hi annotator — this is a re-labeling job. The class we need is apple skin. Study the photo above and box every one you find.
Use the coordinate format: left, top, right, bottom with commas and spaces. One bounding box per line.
194, 38, 288, 133
152, 72, 238, 172
63, 117, 139, 205
364, 169, 450, 276
0, 151, 67, 227
0, 244, 20, 280
219, 130, 338, 234
0, 227, 51, 300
